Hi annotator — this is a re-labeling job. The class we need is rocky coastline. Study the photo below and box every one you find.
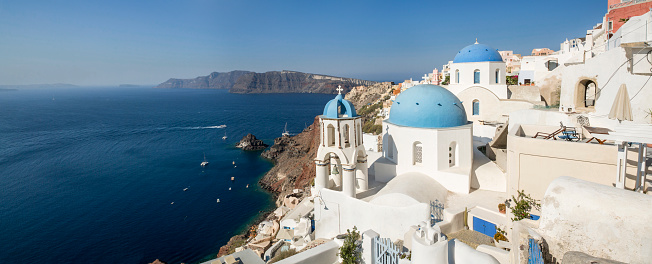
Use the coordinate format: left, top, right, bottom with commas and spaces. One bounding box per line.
214, 117, 321, 259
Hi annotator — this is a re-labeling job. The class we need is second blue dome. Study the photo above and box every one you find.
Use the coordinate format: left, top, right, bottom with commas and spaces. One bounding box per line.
453, 43, 503, 63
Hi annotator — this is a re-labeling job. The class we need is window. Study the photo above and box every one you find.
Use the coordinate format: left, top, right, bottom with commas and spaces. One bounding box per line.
472, 100, 480, 116
413, 142, 422, 165
474, 70, 480, 84
455, 70, 460, 83
327, 124, 335, 147
495, 69, 500, 84
449, 142, 457, 167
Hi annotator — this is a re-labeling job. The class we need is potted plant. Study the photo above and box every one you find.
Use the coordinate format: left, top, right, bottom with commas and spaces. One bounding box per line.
493, 227, 510, 249
498, 203, 506, 214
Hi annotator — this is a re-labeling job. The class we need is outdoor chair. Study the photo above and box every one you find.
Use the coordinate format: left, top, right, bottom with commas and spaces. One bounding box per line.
585, 137, 607, 144
532, 126, 565, 140
558, 127, 580, 141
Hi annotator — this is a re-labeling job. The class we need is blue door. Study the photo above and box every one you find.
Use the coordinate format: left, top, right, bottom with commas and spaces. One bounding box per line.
473, 217, 496, 237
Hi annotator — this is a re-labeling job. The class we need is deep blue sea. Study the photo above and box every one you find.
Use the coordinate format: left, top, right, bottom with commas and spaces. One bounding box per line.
0, 87, 333, 264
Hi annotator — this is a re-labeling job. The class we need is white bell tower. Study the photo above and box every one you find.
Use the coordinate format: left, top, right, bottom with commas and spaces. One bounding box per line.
314, 86, 368, 197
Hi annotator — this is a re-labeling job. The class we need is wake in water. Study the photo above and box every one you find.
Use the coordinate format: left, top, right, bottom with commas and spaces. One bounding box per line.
185, 125, 227, 130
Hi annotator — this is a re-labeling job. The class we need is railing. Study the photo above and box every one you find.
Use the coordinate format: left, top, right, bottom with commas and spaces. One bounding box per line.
528, 238, 544, 264
430, 199, 444, 226
373, 237, 400, 264
609, 0, 652, 11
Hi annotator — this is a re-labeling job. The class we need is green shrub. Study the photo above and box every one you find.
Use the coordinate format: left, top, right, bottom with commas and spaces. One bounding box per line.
509, 190, 541, 222
339, 227, 361, 264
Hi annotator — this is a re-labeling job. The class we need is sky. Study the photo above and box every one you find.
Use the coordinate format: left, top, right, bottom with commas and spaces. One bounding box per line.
0, 0, 607, 86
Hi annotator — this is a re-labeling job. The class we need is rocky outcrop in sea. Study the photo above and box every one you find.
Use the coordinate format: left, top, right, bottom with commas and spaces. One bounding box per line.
236, 134, 269, 151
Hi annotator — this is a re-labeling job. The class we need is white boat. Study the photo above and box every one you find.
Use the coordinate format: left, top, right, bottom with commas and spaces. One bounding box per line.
228, 187, 232, 191
216, 199, 220, 203
183, 187, 188, 191
222, 131, 227, 140
282, 122, 290, 137
231, 176, 235, 181
232, 161, 235, 165
200, 153, 209, 167
246, 184, 249, 188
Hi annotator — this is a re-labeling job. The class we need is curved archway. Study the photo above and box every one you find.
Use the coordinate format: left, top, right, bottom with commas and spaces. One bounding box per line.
327, 124, 335, 146
343, 124, 350, 148
573, 79, 598, 110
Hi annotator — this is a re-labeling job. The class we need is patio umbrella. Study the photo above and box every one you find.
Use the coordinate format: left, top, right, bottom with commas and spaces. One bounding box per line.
608, 84, 633, 122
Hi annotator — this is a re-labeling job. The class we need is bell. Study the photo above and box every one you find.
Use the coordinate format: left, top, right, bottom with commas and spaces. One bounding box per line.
332, 165, 339, 175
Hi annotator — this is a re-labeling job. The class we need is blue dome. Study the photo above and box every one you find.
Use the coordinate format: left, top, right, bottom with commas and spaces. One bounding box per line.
453, 43, 503, 63
388, 84, 467, 128
323, 93, 357, 119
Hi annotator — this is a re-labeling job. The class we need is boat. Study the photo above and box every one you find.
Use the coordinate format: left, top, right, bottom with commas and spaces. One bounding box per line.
222, 131, 227, 140
282, 122, 290, 137
216, 199, 220, 203
246, 184, 249, 188
183, 187, 188, 191
171, 202, 174, 205
231, 176, 235, 181
200, 153, 209, 167
232, 161, 235, 165
228, 187, 232, 191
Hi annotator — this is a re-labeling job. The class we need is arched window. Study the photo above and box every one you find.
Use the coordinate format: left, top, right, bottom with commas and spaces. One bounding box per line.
585, 81, 596, 107
387, 135, 394, 159
472, 100, 480, 116
495, 69, 500, 84
474, 70, 480, 84
343, 124, 350, 148
449, 142, 457, 167
455, 70, 460, 84
413, 142, 423, 165
327, 124, 335, 147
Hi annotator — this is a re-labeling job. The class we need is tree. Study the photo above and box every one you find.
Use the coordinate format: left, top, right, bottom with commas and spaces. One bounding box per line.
339, 227, 361, 264
508, 190, 541, 222
442, 75, 450, 85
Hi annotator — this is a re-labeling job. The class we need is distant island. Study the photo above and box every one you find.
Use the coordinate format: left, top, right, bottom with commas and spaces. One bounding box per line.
155, 70, 378, 94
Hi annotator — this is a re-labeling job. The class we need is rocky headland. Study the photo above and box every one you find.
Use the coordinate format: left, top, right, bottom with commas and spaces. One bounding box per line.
156, 70, 253, 89
213, 83, 393, 260
235, 134, 269, 151
155, 70, 378, 94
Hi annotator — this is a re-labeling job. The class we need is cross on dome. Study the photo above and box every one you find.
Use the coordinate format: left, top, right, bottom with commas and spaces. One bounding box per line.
336, 85, 343, 94
475, 38, 479, 44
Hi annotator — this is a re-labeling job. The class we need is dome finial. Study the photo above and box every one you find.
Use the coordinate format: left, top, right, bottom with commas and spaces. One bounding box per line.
336, 85, 343, 94
475, 38, 479, 44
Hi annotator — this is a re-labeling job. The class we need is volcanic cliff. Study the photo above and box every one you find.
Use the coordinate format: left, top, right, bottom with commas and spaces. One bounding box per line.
155, 70, 378, 94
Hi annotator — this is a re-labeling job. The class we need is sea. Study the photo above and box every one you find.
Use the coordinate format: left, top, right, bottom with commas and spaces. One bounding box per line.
0, 87, 334, 264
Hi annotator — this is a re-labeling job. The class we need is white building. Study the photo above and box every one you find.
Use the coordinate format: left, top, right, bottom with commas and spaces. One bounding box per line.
443, 41, 541, 125
447, 41, 508, 99
377, 84, 474, 194
313, 86, 369, 198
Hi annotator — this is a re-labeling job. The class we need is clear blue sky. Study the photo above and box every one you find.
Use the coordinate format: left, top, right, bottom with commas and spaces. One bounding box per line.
0, 0, 606, 86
